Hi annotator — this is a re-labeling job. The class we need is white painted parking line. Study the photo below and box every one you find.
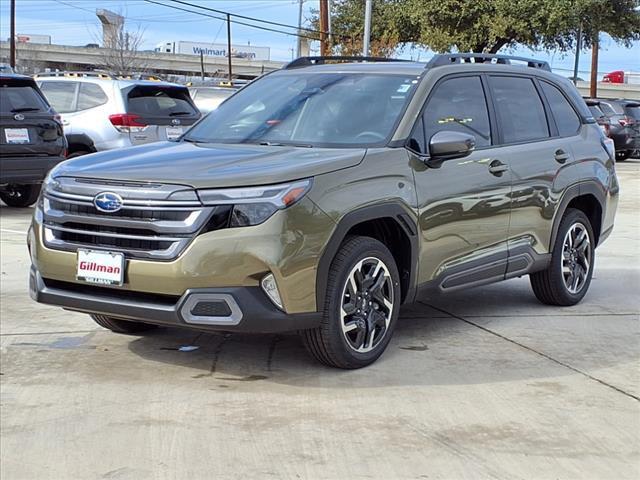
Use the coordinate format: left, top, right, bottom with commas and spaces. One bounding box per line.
0, 229, 27, 235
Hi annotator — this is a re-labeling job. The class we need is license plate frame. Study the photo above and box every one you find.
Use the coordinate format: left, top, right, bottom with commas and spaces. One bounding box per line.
4, 128, 30, 144
166, 126, 184, 140
76, 249, 125, 286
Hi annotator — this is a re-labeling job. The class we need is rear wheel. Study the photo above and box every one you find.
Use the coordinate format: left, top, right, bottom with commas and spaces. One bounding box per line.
530, 208, 595, 306
91, 314, 158, 334
301, 236, 400, 369
0, 184, 40, 207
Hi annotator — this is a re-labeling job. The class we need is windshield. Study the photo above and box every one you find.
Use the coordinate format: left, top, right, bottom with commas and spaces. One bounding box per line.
126, 86, 198, 118
184, 72, 419, 147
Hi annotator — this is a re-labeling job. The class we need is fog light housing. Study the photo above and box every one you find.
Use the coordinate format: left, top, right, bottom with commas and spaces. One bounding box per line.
261, 273, 283, 310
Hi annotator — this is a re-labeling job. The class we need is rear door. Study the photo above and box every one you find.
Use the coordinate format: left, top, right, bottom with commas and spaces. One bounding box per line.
488, 75, 580, 264
1, 77, 64, 157
38, 80, 79, 134
123, 84, 200, 145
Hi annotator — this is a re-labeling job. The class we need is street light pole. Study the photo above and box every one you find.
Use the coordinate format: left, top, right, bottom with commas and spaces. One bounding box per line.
572, 23, 582, 85
296, 0, 303, 58
362, 0, 372, 56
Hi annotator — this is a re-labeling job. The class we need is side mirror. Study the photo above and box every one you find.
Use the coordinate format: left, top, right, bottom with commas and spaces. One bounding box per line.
426, 131, 476, 168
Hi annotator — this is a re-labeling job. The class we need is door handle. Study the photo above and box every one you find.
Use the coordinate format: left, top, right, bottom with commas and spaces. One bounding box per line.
554, 149, 570, 164
488, 159, 509, 176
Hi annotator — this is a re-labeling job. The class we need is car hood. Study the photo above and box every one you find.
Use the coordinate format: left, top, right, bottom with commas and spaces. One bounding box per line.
53, 141, 366, 189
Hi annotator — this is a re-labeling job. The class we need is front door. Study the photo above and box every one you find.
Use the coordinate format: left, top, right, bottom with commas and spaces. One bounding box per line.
410, 75, 512, 291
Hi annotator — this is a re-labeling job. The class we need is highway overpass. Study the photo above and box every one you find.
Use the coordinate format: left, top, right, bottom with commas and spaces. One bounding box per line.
0, 41, 284, 79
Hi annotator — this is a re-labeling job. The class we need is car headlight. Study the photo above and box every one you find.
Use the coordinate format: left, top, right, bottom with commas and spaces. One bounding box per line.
198, 179, 312, 227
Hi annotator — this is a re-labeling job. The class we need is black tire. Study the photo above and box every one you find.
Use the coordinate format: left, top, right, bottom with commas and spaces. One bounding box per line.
615, 150, 629, 162
0, 184, 41, 207
301, 236, 401, 369
91, 314, 158, 334
530, 208, 595, 306
66, 150, 90, 159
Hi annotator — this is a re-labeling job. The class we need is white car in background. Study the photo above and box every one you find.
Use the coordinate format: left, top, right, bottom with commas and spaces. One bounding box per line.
36, 72, 200, 157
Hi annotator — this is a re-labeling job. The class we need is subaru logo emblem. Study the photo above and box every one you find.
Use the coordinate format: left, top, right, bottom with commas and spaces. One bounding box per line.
94, 192, 123, 213
13, 113, 25, 121
171, 118, 181, 125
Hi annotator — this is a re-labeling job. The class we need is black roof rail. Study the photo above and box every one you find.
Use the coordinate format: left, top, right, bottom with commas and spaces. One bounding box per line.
426, 53, 551, 72
284, 56, 410, 69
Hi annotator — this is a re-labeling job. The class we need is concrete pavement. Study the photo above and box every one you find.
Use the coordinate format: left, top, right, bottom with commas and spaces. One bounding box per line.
1, 161, 638, 480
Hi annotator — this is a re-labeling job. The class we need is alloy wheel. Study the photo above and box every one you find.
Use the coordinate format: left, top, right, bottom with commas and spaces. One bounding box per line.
561, 222, 592, 294
340, 257, 394, 353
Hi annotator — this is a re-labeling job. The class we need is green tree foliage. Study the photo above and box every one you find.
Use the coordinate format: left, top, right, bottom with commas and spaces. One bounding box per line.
315, 0, 640, 55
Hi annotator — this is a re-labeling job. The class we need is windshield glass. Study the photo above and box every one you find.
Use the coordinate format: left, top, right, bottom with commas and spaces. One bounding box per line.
183, 72, 419, 147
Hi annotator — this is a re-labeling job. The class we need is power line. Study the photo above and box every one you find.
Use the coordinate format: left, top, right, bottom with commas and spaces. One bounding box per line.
167, 0, 324, 35
143, 0, 322, 41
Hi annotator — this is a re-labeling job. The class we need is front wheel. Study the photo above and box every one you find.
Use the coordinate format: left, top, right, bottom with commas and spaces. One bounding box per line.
301, 236, 401, 369
0, 184, 40, 207
530, 208, 595, 306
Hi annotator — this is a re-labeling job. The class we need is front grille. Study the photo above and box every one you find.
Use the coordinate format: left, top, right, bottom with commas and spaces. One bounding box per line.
41, 177, 216, 260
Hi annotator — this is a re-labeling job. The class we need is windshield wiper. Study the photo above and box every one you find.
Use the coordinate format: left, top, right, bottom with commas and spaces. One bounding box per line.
11, 107, 41, 113
169, 111, 192, 116
258, 141, 313, 148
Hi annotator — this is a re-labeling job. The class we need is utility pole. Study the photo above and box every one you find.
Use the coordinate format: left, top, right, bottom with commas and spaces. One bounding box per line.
590, 33, 599, 98
319, 0, 328, 56
572, 23, 582, 85
200, 51, 205, 81
226, 13, 233, 83
363, 0, 372, 56
10, 0, 16, 69
296, 0, 303, 58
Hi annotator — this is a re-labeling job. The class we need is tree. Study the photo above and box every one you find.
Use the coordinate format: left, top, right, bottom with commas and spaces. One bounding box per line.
98, 26, 147, 76
315, 0, 640, 55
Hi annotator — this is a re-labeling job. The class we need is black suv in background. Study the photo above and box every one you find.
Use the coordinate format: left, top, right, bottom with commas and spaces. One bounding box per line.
1, 74, 66, 207
586, 98, 640, 161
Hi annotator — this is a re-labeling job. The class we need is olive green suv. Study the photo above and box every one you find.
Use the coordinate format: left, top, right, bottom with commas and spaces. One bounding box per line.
29, 54, 619, 368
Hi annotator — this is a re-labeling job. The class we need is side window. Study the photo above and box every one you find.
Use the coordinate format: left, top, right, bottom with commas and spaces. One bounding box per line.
598, 102, 617, 116
422, 76, 491, 147
489, 76, 549, 143
77, 83, 108, 111
407, 117, 426, 154
39, 81, 78, 113
540, 81, 581, 136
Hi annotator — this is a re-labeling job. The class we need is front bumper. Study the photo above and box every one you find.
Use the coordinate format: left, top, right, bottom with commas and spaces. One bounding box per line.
29, 266, 321, 333
0, 155, 65, 185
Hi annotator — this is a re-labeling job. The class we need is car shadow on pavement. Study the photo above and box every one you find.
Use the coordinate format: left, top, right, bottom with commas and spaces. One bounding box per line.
126, 281, 639, 389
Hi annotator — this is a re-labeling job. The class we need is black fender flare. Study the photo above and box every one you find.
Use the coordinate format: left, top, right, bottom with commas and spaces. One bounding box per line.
315, 202, 420, 310
65, 134, 96, 153
550, 181, 606, 248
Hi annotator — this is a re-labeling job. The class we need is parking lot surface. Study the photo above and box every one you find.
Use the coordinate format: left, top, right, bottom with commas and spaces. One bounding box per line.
1, 161, 639, 480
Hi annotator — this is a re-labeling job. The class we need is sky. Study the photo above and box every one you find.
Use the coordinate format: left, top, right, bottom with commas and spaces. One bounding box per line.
1, 0, 638, 77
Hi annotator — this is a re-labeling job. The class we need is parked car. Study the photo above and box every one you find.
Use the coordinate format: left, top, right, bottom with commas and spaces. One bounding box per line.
0, 74, 66, 207
29, 54, 618, 368
35, 71, 200, 157
585, 99, 612, 137
188, 86, 235, 114
586, 98, 640, 161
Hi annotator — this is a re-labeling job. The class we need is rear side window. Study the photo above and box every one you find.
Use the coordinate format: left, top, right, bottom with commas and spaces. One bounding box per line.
588, 105, 604, 118
0, 83, 48, 112
540, 82, 581, 136
126, 86, 197, 117
490, 76, 549, 144
598, 102, 617, 116
77, 83, 108, 111
39, 81, 78, 113
422, 76, 492, 147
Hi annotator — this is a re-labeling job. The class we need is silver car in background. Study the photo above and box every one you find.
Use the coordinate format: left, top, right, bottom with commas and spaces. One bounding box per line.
188, 86, 235, 114
36, 72, 200, 157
